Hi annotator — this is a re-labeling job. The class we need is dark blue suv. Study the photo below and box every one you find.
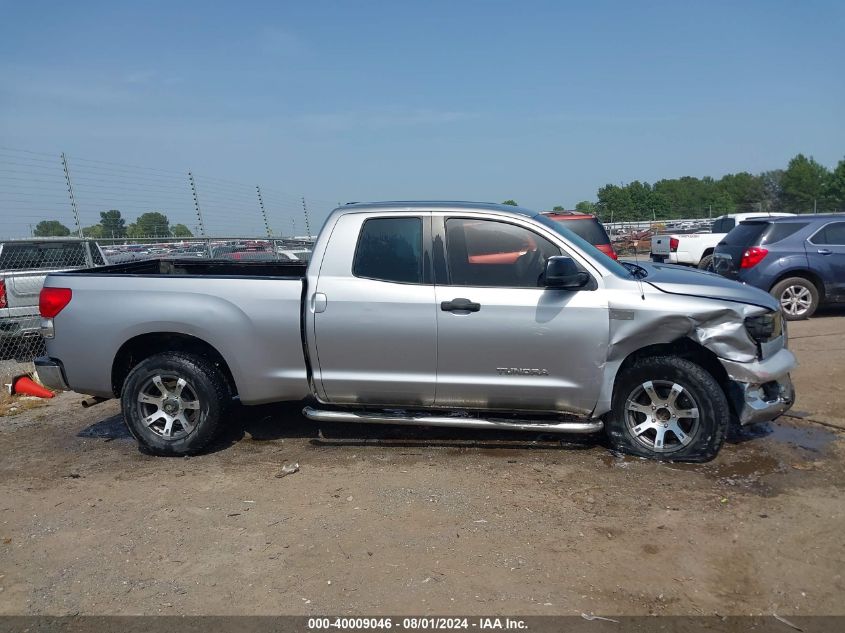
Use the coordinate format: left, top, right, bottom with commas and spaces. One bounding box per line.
713, 214, 845, 320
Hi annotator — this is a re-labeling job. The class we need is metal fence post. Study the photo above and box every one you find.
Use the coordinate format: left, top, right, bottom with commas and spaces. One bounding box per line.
188, 171, 213, 257
256, 185, 272, 238
61, 152, 84, 239
301, 196, 312, 238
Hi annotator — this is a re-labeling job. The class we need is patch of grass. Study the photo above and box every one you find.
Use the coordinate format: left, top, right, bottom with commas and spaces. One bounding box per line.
0, 391, 49, 417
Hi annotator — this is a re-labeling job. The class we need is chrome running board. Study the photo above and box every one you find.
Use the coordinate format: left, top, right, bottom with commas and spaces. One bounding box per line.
302, 407, 603, 434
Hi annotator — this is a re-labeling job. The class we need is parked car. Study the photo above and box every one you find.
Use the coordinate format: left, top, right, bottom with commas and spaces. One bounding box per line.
542, 211, 618, 259
0, 238, 106, 358
712, 214, 845, 320
37, 201, 794, 462
651, 212, 794, 269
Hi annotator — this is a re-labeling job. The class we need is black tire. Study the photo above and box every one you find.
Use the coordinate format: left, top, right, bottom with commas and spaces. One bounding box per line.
770, 276, 819, 321
606, 356, 729, 462
121, 352, 231, 456
698, 254, 714, 271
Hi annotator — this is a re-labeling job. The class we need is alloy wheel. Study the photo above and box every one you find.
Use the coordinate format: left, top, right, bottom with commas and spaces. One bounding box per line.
624, 380, 700, 453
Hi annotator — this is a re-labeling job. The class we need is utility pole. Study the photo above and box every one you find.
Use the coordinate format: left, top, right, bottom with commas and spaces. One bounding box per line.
813, 199, 817, 214
256, 185, 272, 238
301, 196, 312, 238
60, 153, 83, 238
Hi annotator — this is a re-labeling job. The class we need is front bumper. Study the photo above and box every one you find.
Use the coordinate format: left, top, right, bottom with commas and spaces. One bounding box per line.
719, 348, 796, 425
34, 357, 70, 392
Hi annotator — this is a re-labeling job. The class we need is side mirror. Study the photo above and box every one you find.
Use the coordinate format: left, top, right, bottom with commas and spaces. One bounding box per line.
544, 256, 590, 289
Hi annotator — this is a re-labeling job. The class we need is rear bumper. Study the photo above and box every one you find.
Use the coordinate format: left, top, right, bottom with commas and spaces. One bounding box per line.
34, 357, 70, 392
719, 348, 796, 425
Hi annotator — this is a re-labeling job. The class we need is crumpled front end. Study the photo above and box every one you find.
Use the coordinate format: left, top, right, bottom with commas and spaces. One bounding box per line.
597, 281, 797, 425
719, 347, 796, 425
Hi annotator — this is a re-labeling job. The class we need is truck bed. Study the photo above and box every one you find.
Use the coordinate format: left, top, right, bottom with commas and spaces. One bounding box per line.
43, 258, 310, 404
59, 258, 308, 278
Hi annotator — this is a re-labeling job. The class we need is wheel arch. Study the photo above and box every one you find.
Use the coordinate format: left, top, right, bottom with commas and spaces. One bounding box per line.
769, 269, 825, 299
595, 337, 736, 419
111, 332, 238, 398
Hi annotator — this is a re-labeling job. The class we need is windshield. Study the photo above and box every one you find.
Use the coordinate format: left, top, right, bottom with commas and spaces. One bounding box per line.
534, 214, 633, 278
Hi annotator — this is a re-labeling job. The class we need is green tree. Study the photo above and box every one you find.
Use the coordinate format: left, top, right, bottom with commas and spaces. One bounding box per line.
133, 212, 171, 237
718, 172, 764, 206
171, 223, 194, 237
33, 220, 71, 237
574, 201, 595, 213
596, 184, 634, 221
82, 224, 103, 238
826, 158, 845, 212
99, 210, 127, 238
760, 169, 784, 212
501, 199, 518, 206
552, 205, 566, 211
781, 154, 831, 213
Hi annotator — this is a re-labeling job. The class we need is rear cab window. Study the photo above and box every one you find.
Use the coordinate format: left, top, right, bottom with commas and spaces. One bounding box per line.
711, 217, 736, 233
0, 241, 87, 270
352, 217, 423, 284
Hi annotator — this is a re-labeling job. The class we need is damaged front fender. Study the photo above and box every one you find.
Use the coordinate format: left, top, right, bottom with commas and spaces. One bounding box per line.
593, 286, 794, 420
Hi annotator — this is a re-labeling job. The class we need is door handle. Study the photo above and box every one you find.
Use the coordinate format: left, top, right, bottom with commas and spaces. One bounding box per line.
817, 249, 832, 255
441, 298, 481, 312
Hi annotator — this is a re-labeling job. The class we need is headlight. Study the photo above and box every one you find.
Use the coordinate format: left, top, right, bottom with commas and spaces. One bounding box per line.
745, 311, 783, 344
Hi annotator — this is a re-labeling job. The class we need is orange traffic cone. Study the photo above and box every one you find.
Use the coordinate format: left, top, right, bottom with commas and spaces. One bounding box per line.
12, 375, 55, 399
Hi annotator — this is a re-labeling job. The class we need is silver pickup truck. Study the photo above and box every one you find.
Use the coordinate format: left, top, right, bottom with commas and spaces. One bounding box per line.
36, 201, 796, 462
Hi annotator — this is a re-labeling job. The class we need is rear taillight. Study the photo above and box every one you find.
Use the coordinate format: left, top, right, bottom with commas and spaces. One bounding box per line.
39, 287, 72, 318
669, 237, 679, 252
0, 280, 6, 309
740, 247, 769, 269
596, 244, 619, 260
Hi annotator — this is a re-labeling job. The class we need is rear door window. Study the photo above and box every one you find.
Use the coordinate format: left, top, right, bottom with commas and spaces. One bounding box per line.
760, 223, 807, 245
810, 222, 845, 245
353, 217, 423, 284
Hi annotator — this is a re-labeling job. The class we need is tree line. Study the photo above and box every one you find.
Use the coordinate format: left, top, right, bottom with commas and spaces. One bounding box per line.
33, 210, 193, 239
505, 153, 845, 222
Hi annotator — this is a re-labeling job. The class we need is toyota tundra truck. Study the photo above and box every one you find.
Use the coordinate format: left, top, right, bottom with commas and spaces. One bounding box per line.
36, 201, 796, 462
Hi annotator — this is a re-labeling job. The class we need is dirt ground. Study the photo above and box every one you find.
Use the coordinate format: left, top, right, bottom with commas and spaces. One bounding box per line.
1, 310, 844, 617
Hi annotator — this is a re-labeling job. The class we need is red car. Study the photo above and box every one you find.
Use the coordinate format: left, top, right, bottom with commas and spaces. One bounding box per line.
542, 211, 618, 260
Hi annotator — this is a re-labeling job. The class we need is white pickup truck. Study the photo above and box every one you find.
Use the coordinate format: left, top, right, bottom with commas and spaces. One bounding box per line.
651, 213, 794, 269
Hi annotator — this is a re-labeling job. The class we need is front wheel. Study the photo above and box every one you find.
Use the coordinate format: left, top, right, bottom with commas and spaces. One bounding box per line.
121, 352, 231, 456
606, 356, 730, 462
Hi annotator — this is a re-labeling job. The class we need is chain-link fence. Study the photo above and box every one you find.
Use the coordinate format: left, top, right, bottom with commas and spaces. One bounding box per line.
0, 234, 316, 383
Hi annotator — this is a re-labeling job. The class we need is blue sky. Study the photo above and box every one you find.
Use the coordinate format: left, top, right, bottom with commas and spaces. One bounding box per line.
1, 0, 844, 234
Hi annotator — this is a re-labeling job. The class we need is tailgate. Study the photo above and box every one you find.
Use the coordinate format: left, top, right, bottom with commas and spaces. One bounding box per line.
651, 235, 674, 255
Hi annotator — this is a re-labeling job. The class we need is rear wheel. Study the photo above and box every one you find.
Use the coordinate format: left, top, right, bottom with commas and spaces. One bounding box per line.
698, 254, 714, 271
121, 352, 231, 456
606, 356, 729, 462
771, 277, 819, 320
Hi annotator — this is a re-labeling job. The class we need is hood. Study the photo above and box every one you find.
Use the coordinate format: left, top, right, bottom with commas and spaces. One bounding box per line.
639, 262, 779, 311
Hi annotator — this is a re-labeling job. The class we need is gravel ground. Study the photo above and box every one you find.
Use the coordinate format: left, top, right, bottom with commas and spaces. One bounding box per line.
1, 309, 844, 616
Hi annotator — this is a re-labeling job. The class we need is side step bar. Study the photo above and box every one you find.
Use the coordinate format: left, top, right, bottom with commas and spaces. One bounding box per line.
302, 407, 603, 435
